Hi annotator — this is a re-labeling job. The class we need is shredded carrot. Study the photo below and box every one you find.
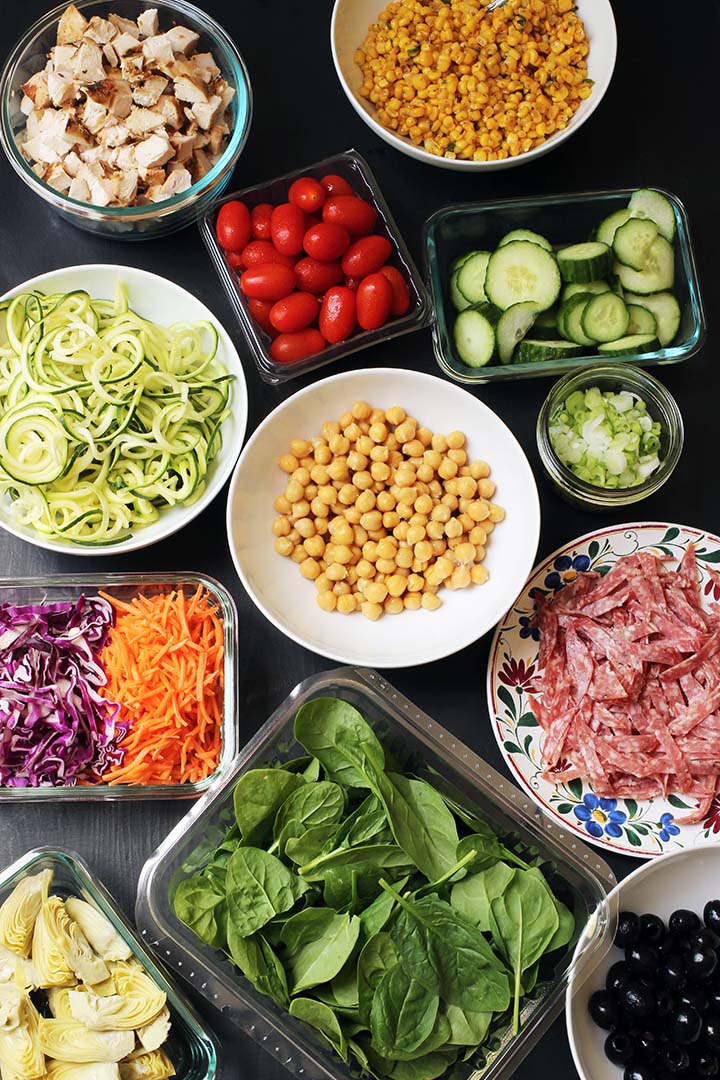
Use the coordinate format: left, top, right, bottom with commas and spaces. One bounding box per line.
98, 586, 224, 786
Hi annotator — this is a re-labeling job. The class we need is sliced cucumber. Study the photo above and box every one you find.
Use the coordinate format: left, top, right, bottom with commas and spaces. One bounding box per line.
456, 251, 491, 304
581, 292, 630, 343
516, 338, 584, 363
614, 235, 674, 294
628, 188, 676, 243
453, 306, 497, 368
450, 252, 473, 273
596, 334, 660, 357
623, 291, 681, 346
484, 241, 560, 312
450, 268, 471, 312
626, 304, 657, 336
558, 294, 595, 346
561, 280, 611, 301
595, 208, 632, 247
613, 218, 659, 271
498, 229, 553, 252
496, 301, 540, 364
533, 309, 559, 340
556, 242, 613, 283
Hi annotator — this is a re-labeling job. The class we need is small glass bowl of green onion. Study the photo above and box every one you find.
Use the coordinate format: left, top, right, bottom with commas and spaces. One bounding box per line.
536, 365, 684, 509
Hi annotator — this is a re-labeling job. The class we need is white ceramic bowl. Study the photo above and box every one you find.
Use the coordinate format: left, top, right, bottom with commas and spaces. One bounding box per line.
0, 265, 248, 555
331, 0, 617, 172
226, 367, 540, 667
567, 842, 720, 1080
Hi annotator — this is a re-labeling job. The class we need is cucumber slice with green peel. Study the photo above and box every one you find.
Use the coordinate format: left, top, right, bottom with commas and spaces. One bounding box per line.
623, 291, 681, 346
456, 251, 491, 304
626, 304, 658, 336
453, 306, 497, 368
596, 334, 660, 357
496, 301, 541, 363
556, 242, 613, 283
450, 268, 471, 312
557, 294, 595, 346
450, 252, 474, 274
484, 241, 561, 312
533, 309, 559, 339
614, 235, 675, 294
498, 229, 553, 252
561, 280, 611, 301
613, 218, 659, 270
516, 338, 584, 363
628, 188, 676, 243
581, 292, 630, 343
595, 208, 632, 246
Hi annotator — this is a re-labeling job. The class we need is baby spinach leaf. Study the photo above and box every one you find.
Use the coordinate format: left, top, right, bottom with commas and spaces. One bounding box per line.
331, 962, 360, 1009
285, 825, 342, 866
388, 1048, 459, 1080
280, 908, 361, 994
357, 932, 399, 1028
380, 774, 460, 882
294, 698, 386, 788
443, 1004, 492, 1046
274, 780, 346, 843
359, 876, 409, 938
450, 861, 515, 932
173, 875, 227, 950
226, 847, 309, 939
226, 926, 289, 1008
233, 769, 304, 845
455, 832, 526, 874
526, 867, 575, 953
289, 997, 348, 1061
391, 1012, 451, 1062
334, 795, 388, 849
299, 844, 415, 882
371, 964, 439, 1058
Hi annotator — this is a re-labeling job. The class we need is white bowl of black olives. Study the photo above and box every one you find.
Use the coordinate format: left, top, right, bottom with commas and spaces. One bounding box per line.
567, 842, 720, 1080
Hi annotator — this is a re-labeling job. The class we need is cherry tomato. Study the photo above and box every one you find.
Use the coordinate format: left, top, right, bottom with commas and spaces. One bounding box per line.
227, 251, 244, 270
240, 240, 295, 269
270, 203, 306, 256
269, 292, 319, 334
288, 176, 326, 213
321, 174, 355, 197
323, 196, 377, 236
247, 297, 275, 335
380, 265, 411, 316
319, 287, 357, 345
356, 272, 393, 331
271, 329, 326, 364
216, 200, 251, 253
303, 223, 351, 261
344, 276, 361, 292
251, 202, 273, 241
341, 235, 392, 277
240, 264, 296, 302
295, 257, 344, 294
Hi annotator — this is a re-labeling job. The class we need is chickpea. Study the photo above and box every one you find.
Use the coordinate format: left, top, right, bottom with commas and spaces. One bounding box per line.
376, 557, 396, 575
321, 422, 341, 441
477, 478, 497, 500
469, 525, 487, 546
447, 566, 472, 590
279, 453, 298, 473
394, 420, 416, 444
364, 581, 388, 605
489, 503, 505, 522
444, 479, 459, 497
414, 539, 434, 563
330, 519, 354, 545
316, 518, 329, 535
317, 484, 336, 506
468, 500, 490, 522
422, 592, 443, 611
447, 430, 466, 450
329, 434, 350, 456
354, 470, 374, 491
448, 448, 467, 467
456, 476, 477, 500
339, 411, 354, 429
445, 517, 463, 539
369, 421, 388, 443
484, 521, 495, 535
395, 546, 413, 569
355, 489, 377, 514
361, 601, 383, 621
344, 422, 361, 442
405, 524, 426, 546
370, 444, 389, 463
353, 525, 369, 546
356, 434, 374, 456
426, 520, 445, 541
384, 597, 404, 615
458, 513, 475, 533
376, 490, 396, 512
360, 510, 383, 532
304, 535, 325, 558
431, 539, 447, 557
471, 564, 489, 585
287, 528, 300, 544
338, 483, 359, 506
356, 559, 375, 579
291, 438, 312, 457
327, 458, 349, 482
371, 461, 391, 483
300, 558, 321, 580
333, 581, 351, 596
406, 573, 424, 593
352, 400, 372, 420
295, 518, 316, 539
317, 590, 337, 612
274, 494, 292, 515
347, 450, 368, 472
314, 444, 332, 466
290, 500, 311, 521
326, 563, 348, 582
370, 408, 386, 424
382, 511, 400, 530
438, 457, 458, 481
386, 574, 407, 597
431, 433, 448, 453
290, 546, 308, 564
310, 464, 329, 485
469, 459, 490, 480
363, 540, 379, 562
315, 573, 331, 592
404, 593, 422, 610
385, 405, 406, 426
337, 594, 357, 614
403, 439, 425, 458
274, 537, 293, 557
272, 517, 290, 538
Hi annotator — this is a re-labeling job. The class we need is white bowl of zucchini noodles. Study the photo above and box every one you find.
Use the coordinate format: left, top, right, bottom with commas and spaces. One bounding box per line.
0, 265, 248, 554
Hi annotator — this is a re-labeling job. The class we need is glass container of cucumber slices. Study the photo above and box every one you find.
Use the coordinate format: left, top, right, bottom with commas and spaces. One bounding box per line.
536, 365, 684, 509
423, 188, 705, 384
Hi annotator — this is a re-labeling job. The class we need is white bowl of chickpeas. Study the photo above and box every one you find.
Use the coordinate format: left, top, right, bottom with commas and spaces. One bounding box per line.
226, 367, 540, 667
330, 0, 616, 170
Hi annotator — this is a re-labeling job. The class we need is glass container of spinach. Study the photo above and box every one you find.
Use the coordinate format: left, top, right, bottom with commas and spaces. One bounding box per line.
136, 667, 614, 1080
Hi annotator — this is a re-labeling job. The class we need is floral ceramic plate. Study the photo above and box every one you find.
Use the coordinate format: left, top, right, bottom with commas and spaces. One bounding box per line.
487, 523, 720, 859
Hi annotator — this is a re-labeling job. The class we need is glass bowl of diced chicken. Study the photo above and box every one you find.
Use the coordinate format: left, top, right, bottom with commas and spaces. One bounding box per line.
0, 0, 252, 238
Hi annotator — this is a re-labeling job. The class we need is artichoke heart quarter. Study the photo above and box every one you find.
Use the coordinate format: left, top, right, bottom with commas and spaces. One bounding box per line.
45, 1061, 121, 1079
33, 899, 109, 988
0, 986, 44, 1079
68, 986, 165, 1033
0, 871, 52, 959
119, 1049, 176, 1080
137, 1006, 171, 1053
39, 1019, 135, 1063
64, 901, 131, 964
0, 945, 37, 994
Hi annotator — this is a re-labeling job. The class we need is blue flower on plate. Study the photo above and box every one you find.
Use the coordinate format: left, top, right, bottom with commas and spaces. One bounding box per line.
544, 553, 592, 592
518, 614, 539, 641
657, 812, 680, 843
573, 793, 627, 839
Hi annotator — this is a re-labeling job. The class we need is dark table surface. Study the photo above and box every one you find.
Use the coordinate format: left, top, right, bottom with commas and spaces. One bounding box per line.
0, 0, 714, 1076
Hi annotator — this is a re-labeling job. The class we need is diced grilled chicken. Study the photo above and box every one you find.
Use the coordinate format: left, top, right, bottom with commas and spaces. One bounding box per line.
142, 34, 175, 68
63, 150, 83, 176
169, 130, 197, 162
41, 162, 73, 192
52, 45, 79, 79
207, 122, 225, 155
191, 94, 222, 130
132, 75, 168, 107
47, 70, 77, 107
137, 9, 159, 37
158, 166, 192, 197
84, 16, 118, 44
191, 146, 212, 180
99, 121, 130, 146
68, 174, 91, 200
108, 13, 139, 37
81, 96, 109, 134
191, 52, 220, 84
134, 131, 174, 171
77, 161, 115, 205
73, 41, 107, 82
103, 43, 119, 67
155, 94, 184, 128
173, 74, 207, 104
164, 26, 200, 55
57, 4, 88, 45
21, 71, 51, 109
126, 106, 165, 136
112, 167, 138, 204
215, 77, 236, 110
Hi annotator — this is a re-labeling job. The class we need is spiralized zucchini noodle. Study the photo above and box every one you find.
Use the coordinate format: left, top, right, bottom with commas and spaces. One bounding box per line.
0, 284, 233, 545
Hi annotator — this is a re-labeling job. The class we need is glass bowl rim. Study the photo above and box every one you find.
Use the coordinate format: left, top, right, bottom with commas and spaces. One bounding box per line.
0, 0, 253, 218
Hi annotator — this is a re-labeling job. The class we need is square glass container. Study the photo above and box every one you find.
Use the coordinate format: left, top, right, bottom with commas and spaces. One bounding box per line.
136, 666, 615, 1080
423, 188, 706, 384
0, 847, 218, 1079
0, 572, 237, 801
200, 149, 431, 385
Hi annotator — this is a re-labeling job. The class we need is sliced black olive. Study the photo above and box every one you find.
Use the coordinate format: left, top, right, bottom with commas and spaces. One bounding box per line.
605, 1030, 635, 1066
623, 1067, 654, 1080
621, 982, 656, 1020
640, 912, 666, 946
660, 954, 687, 991
706, 988, 720, 1014
704, 901, 720, 934
588, 988, 619, 1030
635, 1028, 658, 1060
695, 928, 720, 953
705, 1017, 720, 1052
656, 989, 675, 1020
657, 1044, 691, 1073
607, 960, 633, 995
670, 909, 702, 938
696, 1051, 720, 1077
626, 943, 660, 981
616, 911, 641, 949
670, 1006, 703, 1045
678, 987, 709, 1015
687, 948, 718, 983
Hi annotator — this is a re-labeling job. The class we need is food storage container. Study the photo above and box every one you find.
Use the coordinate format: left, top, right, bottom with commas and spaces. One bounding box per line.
536, 364, 684, 509
0, 847, 219, 1079
0, 572, 237, 801
136, 666, 615, 1080
423, 188, 705, 384
0, 0, 252, 239
200, 149, 431, 385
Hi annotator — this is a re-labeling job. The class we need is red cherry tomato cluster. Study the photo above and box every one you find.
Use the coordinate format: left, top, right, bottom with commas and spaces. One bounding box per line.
214, 174, 412, 365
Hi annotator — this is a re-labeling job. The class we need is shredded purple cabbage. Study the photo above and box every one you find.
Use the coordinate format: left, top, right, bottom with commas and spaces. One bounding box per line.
0, 597, 127, 786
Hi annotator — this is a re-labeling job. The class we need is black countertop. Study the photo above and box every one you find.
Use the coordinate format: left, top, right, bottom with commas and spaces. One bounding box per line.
0, 1, 715, 1076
